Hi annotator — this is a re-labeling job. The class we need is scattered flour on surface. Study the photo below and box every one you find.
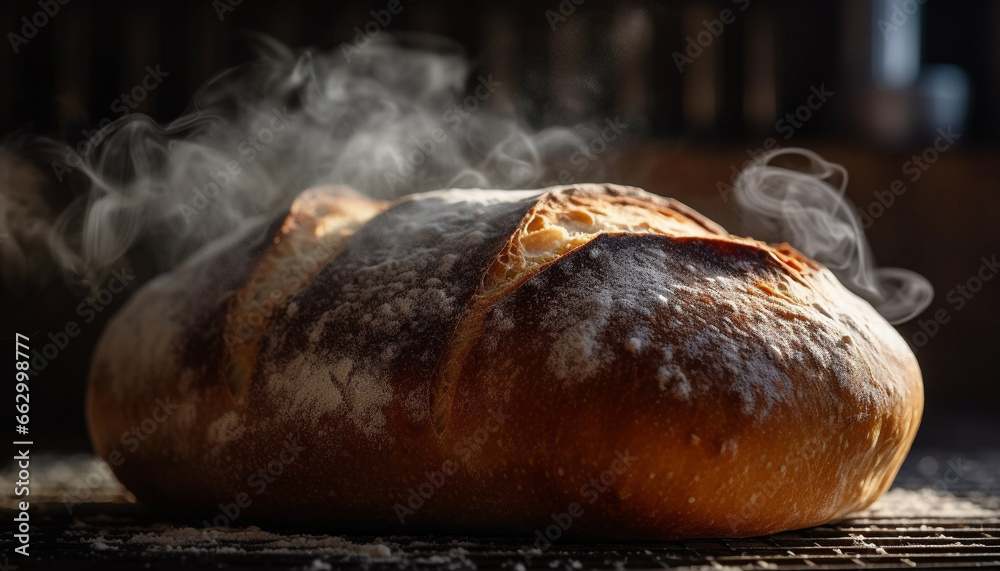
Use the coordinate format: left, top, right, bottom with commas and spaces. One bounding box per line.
127, 526, 394, 558
91, 539, 119, 551
855, 488, 997, 518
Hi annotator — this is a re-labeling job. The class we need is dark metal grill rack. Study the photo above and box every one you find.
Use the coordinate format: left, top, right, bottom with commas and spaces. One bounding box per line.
4, 448, 997, 570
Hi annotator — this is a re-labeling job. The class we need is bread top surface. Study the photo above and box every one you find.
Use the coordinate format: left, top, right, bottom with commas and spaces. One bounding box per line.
248, 184, 773, 442
91, 183, 918, 444
245, 183, 909, 442
87, 183, 921, 530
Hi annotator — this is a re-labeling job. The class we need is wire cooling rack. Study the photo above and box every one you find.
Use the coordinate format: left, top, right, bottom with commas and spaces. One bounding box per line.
4, 449, 998, 570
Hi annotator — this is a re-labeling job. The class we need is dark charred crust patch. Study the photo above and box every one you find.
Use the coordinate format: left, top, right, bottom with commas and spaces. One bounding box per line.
178, 214, 288, 390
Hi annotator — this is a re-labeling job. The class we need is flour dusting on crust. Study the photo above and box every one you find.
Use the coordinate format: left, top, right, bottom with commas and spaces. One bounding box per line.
483, 233, 898, 419
258, 190, 543, 437
206, 410, 246, 452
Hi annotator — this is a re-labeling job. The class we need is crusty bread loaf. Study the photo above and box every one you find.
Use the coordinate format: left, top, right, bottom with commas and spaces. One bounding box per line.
86, 183, 922, 539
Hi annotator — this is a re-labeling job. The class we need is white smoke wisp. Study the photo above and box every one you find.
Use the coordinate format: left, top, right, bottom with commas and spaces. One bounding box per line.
732, 147, 933, 324
0, 37, 593, 291
0, 148, 61, 292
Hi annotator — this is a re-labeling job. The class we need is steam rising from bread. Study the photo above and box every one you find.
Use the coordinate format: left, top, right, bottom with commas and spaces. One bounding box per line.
0, 39, 931, 326
0, 38, 589, 290
731, 148, 933, 324
0, 150, 59, 291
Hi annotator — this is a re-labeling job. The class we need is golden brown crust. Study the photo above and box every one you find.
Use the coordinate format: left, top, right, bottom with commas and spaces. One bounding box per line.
86, 184, 922, 538
447, 233, 920, 537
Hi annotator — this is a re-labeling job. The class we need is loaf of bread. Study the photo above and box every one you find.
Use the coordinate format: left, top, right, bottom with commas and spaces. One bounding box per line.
86, 183, 922, 539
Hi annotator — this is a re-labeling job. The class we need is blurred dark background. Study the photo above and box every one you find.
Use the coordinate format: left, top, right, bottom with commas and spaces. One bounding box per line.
2, 0, 997, 450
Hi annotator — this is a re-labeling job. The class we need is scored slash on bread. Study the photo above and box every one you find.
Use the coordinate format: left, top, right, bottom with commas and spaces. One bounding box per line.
86, 183, 922, 538
434, 187, 729, 436
223, 187, 388, 400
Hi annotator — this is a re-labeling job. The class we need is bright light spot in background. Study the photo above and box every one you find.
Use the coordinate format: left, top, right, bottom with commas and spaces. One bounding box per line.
872, 0, 921, 88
